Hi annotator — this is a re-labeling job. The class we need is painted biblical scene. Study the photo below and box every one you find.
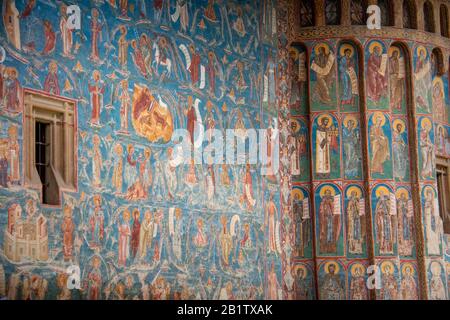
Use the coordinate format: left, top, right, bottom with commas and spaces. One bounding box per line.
365, 40, 388, 110
312, 113, 340, 180
338, 42, 359, 112
310, 42, 337, 111
435, 124, 450, 157
368, 112, 393, 180
344, 185, 367, 258
289, 45, 308, 116
342, 115, 363, 180
315, 184, 344, 257
372, 184, 397, 257
291, 187, 313, 259
414, 46, 432, 114
318, 260, 346, 300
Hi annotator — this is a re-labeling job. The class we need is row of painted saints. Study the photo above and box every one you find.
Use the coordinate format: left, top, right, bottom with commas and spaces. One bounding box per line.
292, 41, 446, 118
306, 184, 418, 257
316, 260, 425, 300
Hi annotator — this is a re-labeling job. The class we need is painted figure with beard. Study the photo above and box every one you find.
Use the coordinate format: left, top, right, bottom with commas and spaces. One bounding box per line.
389, 48, 404, 111
293, 191, 310, 257
400, 264, 418, 300
320, 262, 345, 300
139, 210, 155, 260
311, 44, 334, 105
294, 266, 310, 300
367, 42, 387, 103
319, 187, 340, 254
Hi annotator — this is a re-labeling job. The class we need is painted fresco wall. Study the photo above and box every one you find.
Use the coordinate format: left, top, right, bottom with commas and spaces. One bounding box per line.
0, 0, 284, 300
288, 33, 449, 299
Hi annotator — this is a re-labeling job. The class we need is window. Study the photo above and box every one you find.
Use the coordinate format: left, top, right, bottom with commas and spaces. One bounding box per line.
437, 158, 450, 234
440, 4, 449, 38
23, 89, 77, 206
300, 0, 315, 27
379, 0, 393, 26
325, 0, 340, 25
351, 0, 366, 25
403, 0, 417, 29
424, 1, 435, 33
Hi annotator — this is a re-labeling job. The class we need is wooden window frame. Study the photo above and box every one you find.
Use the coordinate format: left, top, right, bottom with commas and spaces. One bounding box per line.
23, 88, 77, 207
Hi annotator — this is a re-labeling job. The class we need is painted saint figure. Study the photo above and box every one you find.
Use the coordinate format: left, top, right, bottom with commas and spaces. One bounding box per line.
89, 195, 104, 248
131, 209, 141, 259
139, 210, 154, 260
91, 135, 103, 188
367, 43, 387, 103
319, 188, 340, 254
397, 191, 413, 256
347, 190, 364, 254
392, 121, 408, 181
3, 68, 21, 113
343, 118, 361, 179
350, 265, 368, 300
90, 9, 102, 62
315, 116, 338, 177
420, 121, 434, 179
389, 49, 404, 111
118, 210, 131, 267
60, 4, 73, 58
293, 192, 310, 257
43, 61, 60, 95
61, 205, 75, 261
370, 114, 390, 175
375, 190, 395, 255
88, 71, 105, 125
339, 46, 357, 107
320, 263, 345, 300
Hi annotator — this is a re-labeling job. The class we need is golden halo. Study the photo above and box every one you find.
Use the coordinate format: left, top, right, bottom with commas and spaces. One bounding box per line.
320, 185, 336, 197
372, 112, 386, 126
393, 119, 406, 133
340, 44, 354, 57
324, 261, 340, 274
368, 41, 383, 54
291, 188, 304, 201
401, 263, 415, 275
432, 77, 444, 90
294, 265, 308, 278
388, 46, 401, 57
375, 185, 390, 198
417, 46, 428, 59
395, 188, 409, 199
314, 43, 330, 55
289, 47, 299, 60
346, 186, 362, 198
430, 261, 442, 276
290, 119, 301, 134
420, 117, 432, 131
423, 185, 435, 197
343, 115, 358, 128
380, 261, 395, 274
350, 263, 366, 276
317, 114, 333, 128
123, 209, 131, 220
